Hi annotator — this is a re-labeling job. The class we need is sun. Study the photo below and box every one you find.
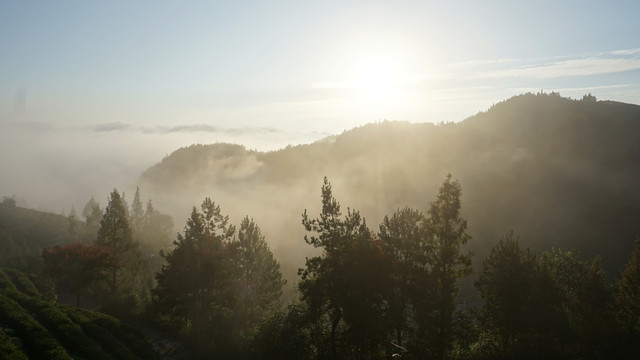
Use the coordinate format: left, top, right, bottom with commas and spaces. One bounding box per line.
318, 31, 424, 118
354, 58, 400, 99
344, 52, 416, 116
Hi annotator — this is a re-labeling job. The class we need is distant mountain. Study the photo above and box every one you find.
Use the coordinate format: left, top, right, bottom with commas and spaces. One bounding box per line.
140, 93, 640, 278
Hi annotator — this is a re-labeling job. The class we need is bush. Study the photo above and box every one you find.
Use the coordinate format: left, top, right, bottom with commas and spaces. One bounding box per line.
0, 328, 28, 360
63, 308, 140, 360
4, 268, 40, 297
0, 295, 71, 359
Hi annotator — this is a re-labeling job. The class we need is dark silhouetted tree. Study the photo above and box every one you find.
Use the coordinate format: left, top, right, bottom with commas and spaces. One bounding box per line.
96, 189, 140, 295
299, 177, 390, 359
130, 187, 145, 239
615, 240, 640, 356
67, 206, 78, 237
229, 216, 285, 338
82, 196, 103, 235
475, 231, 537, 351
154, 198, 242, 357
42, 243, 117, 306
378, 207, 427, 347
422, 174, 472, 359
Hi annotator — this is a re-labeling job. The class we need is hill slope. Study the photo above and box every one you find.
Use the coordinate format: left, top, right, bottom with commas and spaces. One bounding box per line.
140, 93, 640, 277
0, 199, 97, 270
0, 267, 158, 359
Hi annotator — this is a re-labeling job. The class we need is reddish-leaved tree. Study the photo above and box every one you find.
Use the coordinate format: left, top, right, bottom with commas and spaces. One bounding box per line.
42, 242, 118, 306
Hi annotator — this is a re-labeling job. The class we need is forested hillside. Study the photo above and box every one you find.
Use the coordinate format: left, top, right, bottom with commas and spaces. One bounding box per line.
0, 198, 90, 270
140, 93, 640, 277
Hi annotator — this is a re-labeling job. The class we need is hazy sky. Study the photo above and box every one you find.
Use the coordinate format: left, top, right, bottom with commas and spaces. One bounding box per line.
1, 0, 640, 210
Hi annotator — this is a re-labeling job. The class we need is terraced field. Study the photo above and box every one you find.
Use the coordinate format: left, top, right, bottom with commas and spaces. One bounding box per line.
0, 267, 159, 359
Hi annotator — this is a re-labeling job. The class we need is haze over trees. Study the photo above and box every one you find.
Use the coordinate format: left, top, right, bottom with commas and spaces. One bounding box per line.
1, 93, 640, 358
153, 197, 285, 357
139, 93, 640, 283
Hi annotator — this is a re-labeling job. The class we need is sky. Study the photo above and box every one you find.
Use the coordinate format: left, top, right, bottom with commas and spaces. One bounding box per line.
1, 0, 640, 211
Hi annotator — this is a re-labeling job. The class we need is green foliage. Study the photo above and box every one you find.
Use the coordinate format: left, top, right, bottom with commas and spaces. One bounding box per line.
141, 94, 640, 280
97, 189, 141, 295
615, 240, 640, 356
154, 198, 285, 358
82, 196, 103, 235
420, 174, 472, 358
42, 242, 117, 307
0, 327, 28, 360
0, 203, 93, 270
0, 267, 158, 360
130, 187, 145, 238
473, 241, 621, 359
252, 304, 321, 360
154, 203, 233, 329
3, 268, 40, 297
299, 177, 394, 359
229, 216, 286, 337
0, 293, 72, 359
475, 232, 538, 353
378, 207, 426, 346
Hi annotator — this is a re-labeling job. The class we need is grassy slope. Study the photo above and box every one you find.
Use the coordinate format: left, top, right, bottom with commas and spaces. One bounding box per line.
0, 267, 159, 360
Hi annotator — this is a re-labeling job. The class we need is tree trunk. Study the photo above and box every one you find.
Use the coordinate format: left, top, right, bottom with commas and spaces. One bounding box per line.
330, 307, 341, 360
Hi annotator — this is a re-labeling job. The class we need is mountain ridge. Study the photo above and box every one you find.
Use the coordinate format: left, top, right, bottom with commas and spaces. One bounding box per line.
140, 93, 640, 278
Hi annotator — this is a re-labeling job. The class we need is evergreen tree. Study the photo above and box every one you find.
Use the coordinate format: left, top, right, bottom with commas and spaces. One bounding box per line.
299, 177, 389, 359
201, 197, 235, 241
475, 231, 537, 351
96, 189, 139, 295
67, 206, 78, 237
229, 216, 285, 337
142, 200, 173, 246
378, 207, 427, 347
42, 243, 117, 307
130, 187, 145, 239
82, 196, 103, 234
422, 174, 472, 359
154, 198, 238, 356
538, 249, 615, 358
615, 240, 640, 355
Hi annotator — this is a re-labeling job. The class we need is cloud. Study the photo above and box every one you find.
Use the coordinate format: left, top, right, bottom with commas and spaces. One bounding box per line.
448, 58, 521, 68
480, 58, 640, 79
79, 122, 281, 137
553, 84, 631, 93
610, 48, 640, 55
472, 49, 640, 80
143, 124, 280, 136
90, 122, 132, 132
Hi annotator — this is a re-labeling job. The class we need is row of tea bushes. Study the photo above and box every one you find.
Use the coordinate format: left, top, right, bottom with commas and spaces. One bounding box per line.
0, 267, 158, 359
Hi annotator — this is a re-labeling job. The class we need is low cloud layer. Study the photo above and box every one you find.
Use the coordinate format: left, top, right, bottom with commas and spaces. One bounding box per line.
0, 121, 325, 213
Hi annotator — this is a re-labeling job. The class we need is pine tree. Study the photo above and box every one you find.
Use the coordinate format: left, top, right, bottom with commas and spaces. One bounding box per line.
229, 216, 285, 337
422, 174, 472, 359
130, 187, 145, 239
96, 189, 139, 294
67, 206, 78, 237
82, 196, 103, 234
378, 207, 427, 347
616, 240, 640, 352
154, 198, 236, 341
299, 177, 388, 358
475, 231, 537, 350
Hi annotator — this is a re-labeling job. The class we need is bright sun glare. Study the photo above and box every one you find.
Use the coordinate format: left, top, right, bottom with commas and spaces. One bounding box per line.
345, 51, 417, 117
355, 58, 400, 99
329, 32, 422, 118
